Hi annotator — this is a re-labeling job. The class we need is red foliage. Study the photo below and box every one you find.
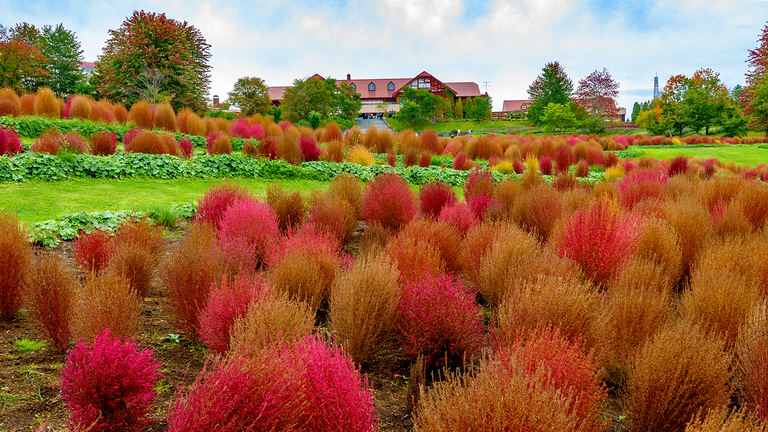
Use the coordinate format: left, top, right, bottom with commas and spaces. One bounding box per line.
554, 200, 640, 286
199, 274, 267, 354
250, 123, 265, 140
30, 130, 62, 155
196, 184, 253, 230
494, 327, 607, 430
463, 168, 495, 201
26, 254, 74, 351
513, 158, 525, 174
575, 68, 619, 119
668, 155, 689, 176
178, 137, 193, 158
419, 151, 433, 167
467, 194, 503, 221
452, 152, 469, 170
206, 132, 233, 155
555, 145, 573, 173
219, 199, 280, 271
419, 181, 458, 219
438, 202, 478, 235
0, 127, 23, 155
73, 229, 115, 272
60, 132, 88, 154
397, 272, 485, 370
617, 169, 667, 208
539, 155, 553, 175
266, 223, 341, 268
61, 329, 163, 432
229, 118, 251, 138
361, 173, 417, 231
89, 131, 118, 156
299, 135, 321, 161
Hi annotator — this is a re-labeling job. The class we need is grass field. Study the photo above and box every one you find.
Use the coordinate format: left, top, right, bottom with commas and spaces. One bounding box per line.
629, 144, 768, 167
0, 177, 331, 224
385, 117, 530, 133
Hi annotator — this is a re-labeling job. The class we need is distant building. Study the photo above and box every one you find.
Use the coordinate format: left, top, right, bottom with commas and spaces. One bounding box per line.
80, 61, 96, 77
268, 71, 488, 115
501, 99, 532, 113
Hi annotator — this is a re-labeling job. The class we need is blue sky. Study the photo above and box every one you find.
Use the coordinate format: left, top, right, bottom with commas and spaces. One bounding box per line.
2, 0, 767, 111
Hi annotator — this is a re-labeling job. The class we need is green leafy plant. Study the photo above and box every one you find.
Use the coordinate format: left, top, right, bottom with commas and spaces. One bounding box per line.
15, 338, 46, 353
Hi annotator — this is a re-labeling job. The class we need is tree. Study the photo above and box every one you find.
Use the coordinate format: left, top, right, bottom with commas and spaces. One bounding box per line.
631, 102, 642, 123
0, 23, 48, 92
742, 22, 768, 128
527, 61, 574, 125
397, 101, 422, 128
401, 87, 441, 120
281, 77, 332, 122
749, 76, 768, 135
636, 102, 672, 135
227, 76, 271, 116
39, 24, 85, 97
574, 68, 619, 119
328, 79, 361, 119
471, 97, 492, 120
465, 96, 475, 121
541, 102, 576, 132
682, 68, 729, 134
94, 11, 211, 111
454, 98, 463, 119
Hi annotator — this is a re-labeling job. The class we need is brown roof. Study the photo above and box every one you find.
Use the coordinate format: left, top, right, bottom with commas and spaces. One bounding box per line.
269, 71, 484, 101
502, 99, 532, 112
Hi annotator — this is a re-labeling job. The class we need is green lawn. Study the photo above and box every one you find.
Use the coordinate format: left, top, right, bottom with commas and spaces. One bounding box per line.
0, 177, 330, 225
386, 117, 531, 133
629, 144, 768, 167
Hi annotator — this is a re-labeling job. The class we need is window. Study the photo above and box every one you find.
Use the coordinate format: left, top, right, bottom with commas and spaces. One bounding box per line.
350, 83, 355, 89
387, 81, 395, 91
368, 82, 375, 91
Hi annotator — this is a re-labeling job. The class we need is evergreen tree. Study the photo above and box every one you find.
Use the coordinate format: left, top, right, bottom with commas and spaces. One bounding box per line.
527, 61, 573, 125
631, 102, 641, 123
454, 98, 463, 119
40, 24, 85, 97
465, 97, 475, 121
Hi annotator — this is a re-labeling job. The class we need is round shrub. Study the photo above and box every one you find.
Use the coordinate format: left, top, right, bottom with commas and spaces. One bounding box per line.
89, 131, 118, 156
362, 173, 417, 231
61, 329, 163, 432
0, 126, 23, 155
438, 201, 477, 235
196, 184, 253, 230
397, 272, 484, 370
419, 181, 457, 219
128, 101, 153, 129
0, 88, 21, 117
67, 95, 92, 120
218, 199, 280, 272
33, 87, 61, 118
0, 212, 33, 319
153, 102, 177, 131
73, 229, 114, 272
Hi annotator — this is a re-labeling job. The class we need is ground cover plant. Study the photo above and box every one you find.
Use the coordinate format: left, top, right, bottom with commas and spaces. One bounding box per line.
2, 165, 768, 430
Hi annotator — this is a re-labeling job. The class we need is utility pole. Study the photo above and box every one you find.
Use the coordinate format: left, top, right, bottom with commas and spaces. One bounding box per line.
483, 81, 491, 94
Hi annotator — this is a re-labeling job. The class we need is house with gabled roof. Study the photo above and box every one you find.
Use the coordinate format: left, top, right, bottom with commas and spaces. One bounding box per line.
268, 71, 488, 115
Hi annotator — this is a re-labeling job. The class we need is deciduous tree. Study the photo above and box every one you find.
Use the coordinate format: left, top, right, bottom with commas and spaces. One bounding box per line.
39, 24, 85, 97
227, 76, 271, 116
282, 77, 332, 122
541, 102, 576, 132
94, 11, 211, 111
0, 23, 48, 92
743, 22, 768, 128
574, 68, 619, 119
527, 61, 573, 125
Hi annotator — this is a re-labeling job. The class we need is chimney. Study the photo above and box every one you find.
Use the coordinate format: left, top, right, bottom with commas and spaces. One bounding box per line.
346, 73, 351, 81
212, 95, 219, 107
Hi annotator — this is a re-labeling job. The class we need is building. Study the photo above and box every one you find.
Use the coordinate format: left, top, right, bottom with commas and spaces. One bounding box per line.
501, 99, 533, 113
268, 71, 488, 115
80, 61, 96, 77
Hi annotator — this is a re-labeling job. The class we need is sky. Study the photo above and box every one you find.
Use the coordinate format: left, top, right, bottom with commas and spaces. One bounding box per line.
2, 0, 768, 111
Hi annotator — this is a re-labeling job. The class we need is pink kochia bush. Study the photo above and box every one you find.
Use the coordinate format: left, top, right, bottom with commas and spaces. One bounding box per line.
168, 336, 377, 432
0, 126, 23, 155
419, 181, 457, 219
218, 199, 280, 271
554, 199, 640, 286
438, 201, 477, 235
397, 272, 485, 370
61, 329, 163, 432
73, 229, 114, 272
196, 184, 253, 230
617, 169, 667, 209
299, 135, 321, 161
178, 137, 193, 158
361, 173, 417, 231
467, 193, 502, 221
198, 274, 267, 354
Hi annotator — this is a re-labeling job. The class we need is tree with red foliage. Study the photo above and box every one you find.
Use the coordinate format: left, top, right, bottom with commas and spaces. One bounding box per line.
0, 23, 49, 92
95, 11, 211, 111
743, 22, 768, 120
574, 68, 620, 120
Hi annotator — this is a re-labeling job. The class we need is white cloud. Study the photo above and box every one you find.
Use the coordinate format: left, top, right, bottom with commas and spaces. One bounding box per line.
1, 0, 766, 110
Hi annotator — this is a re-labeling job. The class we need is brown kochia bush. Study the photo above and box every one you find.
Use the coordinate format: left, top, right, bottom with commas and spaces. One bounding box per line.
269, 244, 339, 312
593, 259, 671, 373
176, 108, 206, 136
266, 186, 306, 232
626, 320, 731, 432
68, 95, 92, 120
509, 184, 564, 240
309, 194, 357, 246
25, 254, 74, 351
107, 241, 157, 299
329, 253, 400, 364
161, 224, 225, 340
327, 173, 363, 219
153, 103, 177, 131
112, 103, 128, 124
0, 212, 33, 319
228, 292, 314, 357
496, 274, 599, 344
635, 217, 683, 285
128, 101, 153, 129
736, 180, 768, 231
665, 197, 712, 280
74, 272, 140, 341
33, 87, 61, 118
414, 359, 584, 432
735, 304, 768, 420
684, 406, 768, 432
0, 88, 21, 116
19, 93, 35, 115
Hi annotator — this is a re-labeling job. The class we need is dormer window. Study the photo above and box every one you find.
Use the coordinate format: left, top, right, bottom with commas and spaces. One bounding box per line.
387, 81, 395, 91
350, 83, 355, 89
368, 82, 375, 91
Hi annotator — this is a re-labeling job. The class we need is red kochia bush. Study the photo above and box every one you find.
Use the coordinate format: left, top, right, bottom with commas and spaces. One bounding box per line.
463, 168, 495, 201
198, 274, 267, 354
0, 213, 33, 319
554, 199, 640, 286
178, 137, 193, 158
496, 327, 607, 430
89, 131, 118, 156
218, 199, 280, 271
73, 229, 114, 272
196, 184, 253, 230
361, 173, 417, 231
668, 155, 689, 176
61, 329, 163, 432
467, 193, 503, 221
299, 135, 321, 161
419, 181, 458, 219
397, 272, 484, 370
438, 201, 477, 235
617, 169, 667, 209
539, 155, 553, 175
0, 127, 23, 155
26, 254, 74, 351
